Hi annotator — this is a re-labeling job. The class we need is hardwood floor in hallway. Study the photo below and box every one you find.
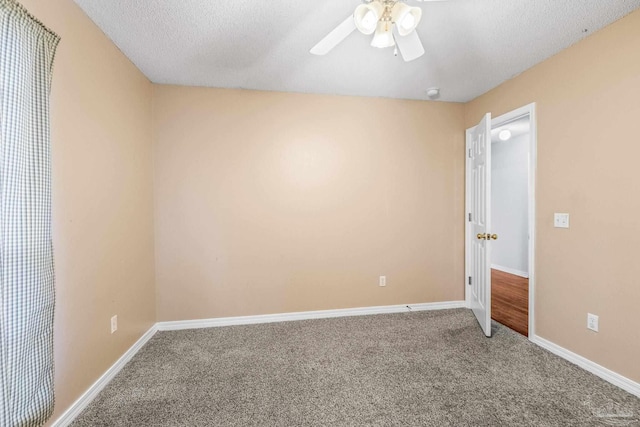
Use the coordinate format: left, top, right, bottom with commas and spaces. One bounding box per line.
491, 269, 529, 336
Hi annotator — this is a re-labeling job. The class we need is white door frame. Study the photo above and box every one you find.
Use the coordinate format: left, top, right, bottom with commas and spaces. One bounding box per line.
465, 102, 537, 338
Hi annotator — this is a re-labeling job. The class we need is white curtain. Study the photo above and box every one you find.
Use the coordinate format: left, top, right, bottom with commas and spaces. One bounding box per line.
0, 0, 59, 425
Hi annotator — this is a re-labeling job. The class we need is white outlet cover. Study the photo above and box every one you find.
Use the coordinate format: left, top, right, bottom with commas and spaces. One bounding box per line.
554, 213, 570, 228
379, 276, 386, 287
587, 313, 599, 332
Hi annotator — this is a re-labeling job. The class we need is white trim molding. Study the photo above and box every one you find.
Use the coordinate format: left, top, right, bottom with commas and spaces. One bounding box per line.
464, 103, 538, 337
530, 334, 640, 398
156, 301, 466, 331
49, 304, 640, 427
489, 102, 537, 338
50, 325, 158, 427
491, 264, 529, 278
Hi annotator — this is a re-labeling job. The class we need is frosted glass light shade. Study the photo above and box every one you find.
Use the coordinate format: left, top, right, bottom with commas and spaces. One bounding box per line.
371, 22, 395, 48
354, 3, 384, 35
391, 3, 422, 36
498, 129, 512, 141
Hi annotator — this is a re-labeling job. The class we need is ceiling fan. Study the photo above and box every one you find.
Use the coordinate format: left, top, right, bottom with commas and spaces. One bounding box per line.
310, 0, 448, 62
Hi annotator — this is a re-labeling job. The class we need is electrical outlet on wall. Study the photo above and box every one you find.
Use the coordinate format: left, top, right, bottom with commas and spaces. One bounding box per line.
554, 213, 570, 228
587, 313, 598, 332
111, 315, 118, 334
379, 276, 386, 287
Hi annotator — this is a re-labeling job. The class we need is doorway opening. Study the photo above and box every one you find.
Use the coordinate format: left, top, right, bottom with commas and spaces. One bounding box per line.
490, 114, 531, 337
465, 103, 537, 339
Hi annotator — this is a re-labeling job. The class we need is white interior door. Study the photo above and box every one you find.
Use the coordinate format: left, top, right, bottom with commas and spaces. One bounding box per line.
467, 113, 492, 337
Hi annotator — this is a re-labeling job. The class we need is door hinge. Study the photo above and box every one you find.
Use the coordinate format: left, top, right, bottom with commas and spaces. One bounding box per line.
468, 213, 472, 222
468, 276, 472, 285
468, 148, 472, 158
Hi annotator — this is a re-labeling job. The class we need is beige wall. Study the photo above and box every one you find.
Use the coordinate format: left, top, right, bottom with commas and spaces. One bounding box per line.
20, 1, 156, 424
153, 86, 465, 321
465, 9, 640, 383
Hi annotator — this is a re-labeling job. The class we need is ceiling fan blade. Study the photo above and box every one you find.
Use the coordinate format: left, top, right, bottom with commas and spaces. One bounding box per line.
393, 28, 425, 62
310, 16, 357, 55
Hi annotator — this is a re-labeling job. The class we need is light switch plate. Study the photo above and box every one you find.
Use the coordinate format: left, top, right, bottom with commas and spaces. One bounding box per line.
111, 315, 118, 334
554, 213, 570, 228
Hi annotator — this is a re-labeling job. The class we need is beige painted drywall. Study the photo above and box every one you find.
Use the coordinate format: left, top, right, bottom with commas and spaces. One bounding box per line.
465, 9, 640, 383
17, 1, 156, 425
153, 86, 465, 321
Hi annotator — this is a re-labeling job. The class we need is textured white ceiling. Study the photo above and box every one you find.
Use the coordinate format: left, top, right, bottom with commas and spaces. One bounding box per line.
73, 0, 640, 102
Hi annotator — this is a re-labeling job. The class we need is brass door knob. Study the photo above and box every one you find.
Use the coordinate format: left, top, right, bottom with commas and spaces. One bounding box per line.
477, 233, 486, 240
490, 234, 498, 240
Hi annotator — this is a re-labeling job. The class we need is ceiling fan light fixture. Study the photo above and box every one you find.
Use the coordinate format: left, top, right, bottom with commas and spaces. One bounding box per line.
391, 3, 422, 36
371, 21, 395, 49
354, 2, 384, 35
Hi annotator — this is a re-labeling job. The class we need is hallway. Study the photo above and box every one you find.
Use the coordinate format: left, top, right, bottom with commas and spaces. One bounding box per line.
491, 269, 529, 336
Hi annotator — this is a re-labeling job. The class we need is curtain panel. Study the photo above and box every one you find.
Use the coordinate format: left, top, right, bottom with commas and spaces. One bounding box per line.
0, 0, 59, 425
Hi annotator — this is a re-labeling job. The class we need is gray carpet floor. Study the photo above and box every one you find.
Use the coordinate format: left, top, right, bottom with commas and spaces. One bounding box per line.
71, 309, 640, 426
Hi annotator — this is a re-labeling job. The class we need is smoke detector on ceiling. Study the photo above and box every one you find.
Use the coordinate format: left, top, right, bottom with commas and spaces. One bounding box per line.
426, 87, 440, 99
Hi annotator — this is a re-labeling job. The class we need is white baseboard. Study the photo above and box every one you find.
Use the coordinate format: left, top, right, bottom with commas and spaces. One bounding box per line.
530, 334, 640, 398
52, 304, 640, 427
491, 264, 529, 278
156, 300, 466, 331
50, 325, 158, 427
